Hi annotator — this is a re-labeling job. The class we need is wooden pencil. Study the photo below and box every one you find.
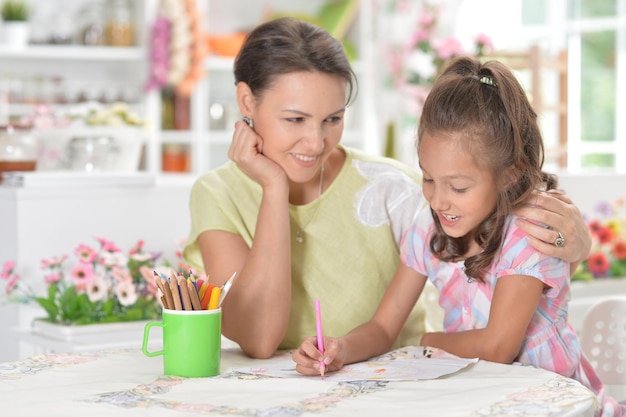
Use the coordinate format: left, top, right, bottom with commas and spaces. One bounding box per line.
160, 277, 175, 310
154, 277, 170, 309
169, 275, 182, 310
187, 279, 202, 310
178, 276, 192, 310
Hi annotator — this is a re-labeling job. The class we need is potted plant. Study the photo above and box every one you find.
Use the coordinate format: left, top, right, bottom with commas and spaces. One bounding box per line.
1, 237, 193, 344
1, 0, 31, 48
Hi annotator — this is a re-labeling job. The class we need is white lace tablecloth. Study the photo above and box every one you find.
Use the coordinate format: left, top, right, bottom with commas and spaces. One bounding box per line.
0, 342, 598, 417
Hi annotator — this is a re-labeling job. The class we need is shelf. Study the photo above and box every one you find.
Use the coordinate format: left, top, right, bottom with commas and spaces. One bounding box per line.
0, 46, 146, 61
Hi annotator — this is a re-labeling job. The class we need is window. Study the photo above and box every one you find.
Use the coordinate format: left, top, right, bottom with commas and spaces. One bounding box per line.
455, 0, 626, 173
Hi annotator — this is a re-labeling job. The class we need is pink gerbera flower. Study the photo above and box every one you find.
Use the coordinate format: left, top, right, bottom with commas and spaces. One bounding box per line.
1, 261, 15, 279
70, 263, 94, 285
115, 282, 138, 306
41, 255, 68, 270
86, 273, 110, 303
74, 244, 98, 264
129, 240, 145, 255
44, 273, 62, 285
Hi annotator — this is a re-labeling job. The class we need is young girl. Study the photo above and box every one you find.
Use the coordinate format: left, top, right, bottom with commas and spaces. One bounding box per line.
292, 56, 624, 417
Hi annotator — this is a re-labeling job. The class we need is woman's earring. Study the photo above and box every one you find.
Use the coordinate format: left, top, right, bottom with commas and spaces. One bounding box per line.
242, 116, 254, 128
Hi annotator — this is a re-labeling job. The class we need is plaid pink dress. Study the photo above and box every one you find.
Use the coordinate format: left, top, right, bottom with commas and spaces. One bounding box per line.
400, 207, 625, 417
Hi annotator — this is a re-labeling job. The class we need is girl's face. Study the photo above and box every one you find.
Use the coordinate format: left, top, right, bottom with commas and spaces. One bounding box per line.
418, 132, 499, 246
251, 71, 346, 184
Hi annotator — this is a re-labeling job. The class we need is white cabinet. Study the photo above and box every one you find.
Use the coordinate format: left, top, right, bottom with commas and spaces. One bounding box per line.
1, 0, 377, 177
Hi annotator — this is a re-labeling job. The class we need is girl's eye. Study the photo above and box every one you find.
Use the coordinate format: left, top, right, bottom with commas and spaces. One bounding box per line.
452, 187, 467, 193
422, 178, 433, 183
326, 116, 342, 123
286, 117, 305, 123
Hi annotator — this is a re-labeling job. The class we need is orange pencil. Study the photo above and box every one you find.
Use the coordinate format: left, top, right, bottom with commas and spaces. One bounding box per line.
208, 286, 221, 310
201, 283, 215, 309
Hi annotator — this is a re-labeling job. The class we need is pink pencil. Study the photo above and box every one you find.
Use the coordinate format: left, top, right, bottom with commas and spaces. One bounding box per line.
315, 299, 325, 379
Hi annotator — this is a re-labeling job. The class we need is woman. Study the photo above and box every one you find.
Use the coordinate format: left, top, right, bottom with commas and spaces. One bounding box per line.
182, 17, 591, 359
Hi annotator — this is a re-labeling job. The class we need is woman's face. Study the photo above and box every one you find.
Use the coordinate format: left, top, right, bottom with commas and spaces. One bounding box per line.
251, 71, 347, 184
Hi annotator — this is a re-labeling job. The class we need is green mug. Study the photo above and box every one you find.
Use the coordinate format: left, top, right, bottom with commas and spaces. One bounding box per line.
142, 308, 222, 377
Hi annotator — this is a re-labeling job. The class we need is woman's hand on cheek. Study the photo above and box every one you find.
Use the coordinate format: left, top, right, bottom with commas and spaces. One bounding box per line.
228, 120, 287, 187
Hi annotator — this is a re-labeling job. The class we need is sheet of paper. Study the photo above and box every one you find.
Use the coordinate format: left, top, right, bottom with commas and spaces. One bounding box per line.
232, 345, 478, 382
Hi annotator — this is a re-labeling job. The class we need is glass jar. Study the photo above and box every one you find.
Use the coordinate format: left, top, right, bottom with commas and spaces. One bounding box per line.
0, 125, 38, 183
105, 0, 135, 47
76, 1, 107, 46
67, 136, 118, 172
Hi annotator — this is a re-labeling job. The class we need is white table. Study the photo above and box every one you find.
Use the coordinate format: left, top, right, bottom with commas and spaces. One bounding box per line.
0, 340, 598, 417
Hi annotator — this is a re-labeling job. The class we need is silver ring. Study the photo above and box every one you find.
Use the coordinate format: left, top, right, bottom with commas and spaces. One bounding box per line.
554, 231, 565, 248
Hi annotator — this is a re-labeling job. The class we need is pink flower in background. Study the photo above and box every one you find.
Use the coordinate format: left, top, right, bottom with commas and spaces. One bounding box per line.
129, 240, 145, 255
475, 33, 494, 49
100, 251, 127, 268
434, 37, 464, 60
139, 266, 159, 296
417, 11, 436, 29
1, 237, 182, 325
1, 261, 15, 279
112, 266, 133, 284
86, 273, 110, 303
115, 281, 138, 306
41, 255, 68, 269
71, 263, 94, 285
44, 272, 62, 285
74, 244, 98, 264
386, 3, 494, 90
5, 274, 19, 294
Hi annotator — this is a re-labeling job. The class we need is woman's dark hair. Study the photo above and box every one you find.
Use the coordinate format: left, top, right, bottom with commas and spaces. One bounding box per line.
417, 56, 558, 282
234, 17, 357, 105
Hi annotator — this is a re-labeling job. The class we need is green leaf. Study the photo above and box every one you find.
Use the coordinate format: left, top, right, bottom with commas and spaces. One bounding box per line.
35, 297, 59, 322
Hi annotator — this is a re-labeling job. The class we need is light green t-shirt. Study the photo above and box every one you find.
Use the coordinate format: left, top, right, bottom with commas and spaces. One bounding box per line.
183, 146, 428, 349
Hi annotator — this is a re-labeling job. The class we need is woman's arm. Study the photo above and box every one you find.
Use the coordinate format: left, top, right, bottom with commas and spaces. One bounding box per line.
293, 263, 428, 375
420, 274, 544, 363
514, 189, 591, 275
198, 121, 292, 359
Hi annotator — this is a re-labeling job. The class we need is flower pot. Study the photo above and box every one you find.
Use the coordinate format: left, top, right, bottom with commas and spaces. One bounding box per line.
31, 318, 155, 346
1, 21, 30, 49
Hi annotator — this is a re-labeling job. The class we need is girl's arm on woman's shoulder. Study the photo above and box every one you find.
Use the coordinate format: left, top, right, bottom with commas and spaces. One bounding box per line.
420, 274, 545, 363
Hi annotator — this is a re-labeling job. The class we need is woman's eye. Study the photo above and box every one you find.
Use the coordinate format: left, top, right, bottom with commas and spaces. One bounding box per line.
452, 187, 467, 193
286, 117, 304, 123
326, 116, 342, 123
422, 178, 433, 183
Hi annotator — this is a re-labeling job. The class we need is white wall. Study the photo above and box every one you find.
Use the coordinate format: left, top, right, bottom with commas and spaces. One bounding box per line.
557, 173, 626, 217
